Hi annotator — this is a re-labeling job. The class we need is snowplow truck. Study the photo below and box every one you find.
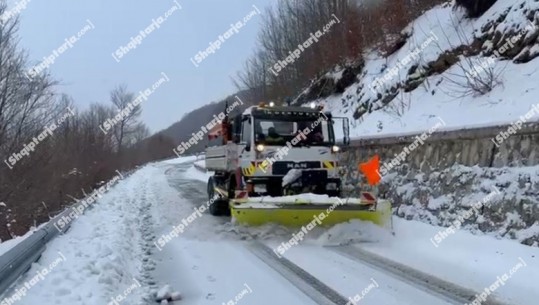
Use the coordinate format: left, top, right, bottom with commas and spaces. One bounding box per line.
205, 103, 391, 228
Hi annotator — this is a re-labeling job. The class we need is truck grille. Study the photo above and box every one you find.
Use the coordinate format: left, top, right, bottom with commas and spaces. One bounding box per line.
272, 161, 321, 175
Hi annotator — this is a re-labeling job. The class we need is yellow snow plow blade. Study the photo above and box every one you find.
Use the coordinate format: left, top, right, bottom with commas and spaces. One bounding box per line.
230, 197, 392, 229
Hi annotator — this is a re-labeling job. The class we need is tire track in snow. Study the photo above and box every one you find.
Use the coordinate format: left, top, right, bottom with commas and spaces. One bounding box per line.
162, 161, 517, 305
131, 173, 160, 304
248, 242, 350, 305
330, 246, 514, 305
111, 173, 157, 304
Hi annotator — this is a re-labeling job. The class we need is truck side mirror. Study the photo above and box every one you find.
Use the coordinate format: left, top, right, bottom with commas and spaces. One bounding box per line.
333, 116, 350, 146
343, 117, 350, 146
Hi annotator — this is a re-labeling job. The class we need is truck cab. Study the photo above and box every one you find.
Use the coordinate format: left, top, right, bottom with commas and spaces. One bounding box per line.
205, 103, 350, 215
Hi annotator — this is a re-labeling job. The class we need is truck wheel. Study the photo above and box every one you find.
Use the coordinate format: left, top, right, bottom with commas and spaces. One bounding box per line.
221, 175, 235, 216
207, 176, 229, 216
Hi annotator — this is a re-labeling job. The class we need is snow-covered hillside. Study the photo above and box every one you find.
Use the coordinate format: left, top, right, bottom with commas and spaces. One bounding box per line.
294, 0, 539, 248
306, 0, 539, 138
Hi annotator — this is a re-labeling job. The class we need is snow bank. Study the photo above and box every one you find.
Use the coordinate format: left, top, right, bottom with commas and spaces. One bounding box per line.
161, 155, 198, 165
0, 165, 169, 304
184, 164, 212, 183
193, 159, 206, 171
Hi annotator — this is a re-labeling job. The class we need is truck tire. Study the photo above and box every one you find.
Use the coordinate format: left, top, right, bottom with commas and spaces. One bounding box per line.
207, 176, 229, 216
223, 175, 235, 216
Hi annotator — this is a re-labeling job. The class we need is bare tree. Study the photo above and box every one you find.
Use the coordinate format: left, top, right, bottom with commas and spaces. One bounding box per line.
110, 85, 142, 153
128, 123, 150, 147
435, 16, 504, 98
233, 0, 446, 104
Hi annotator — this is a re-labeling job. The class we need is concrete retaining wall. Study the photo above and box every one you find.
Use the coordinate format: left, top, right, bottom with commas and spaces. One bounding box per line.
340, 123, 539, 246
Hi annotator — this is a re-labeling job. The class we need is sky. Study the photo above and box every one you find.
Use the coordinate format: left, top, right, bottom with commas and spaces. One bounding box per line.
11, 0, 272, 133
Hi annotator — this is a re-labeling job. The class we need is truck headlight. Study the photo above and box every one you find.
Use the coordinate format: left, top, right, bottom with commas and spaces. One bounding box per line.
331, 145, 340, 153
256, 144, 265, 152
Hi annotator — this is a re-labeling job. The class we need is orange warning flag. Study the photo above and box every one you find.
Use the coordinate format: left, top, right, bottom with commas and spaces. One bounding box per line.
358, 155, 381, 186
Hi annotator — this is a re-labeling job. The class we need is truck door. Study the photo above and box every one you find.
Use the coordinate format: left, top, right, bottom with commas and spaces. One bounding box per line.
236, 116, 253, 191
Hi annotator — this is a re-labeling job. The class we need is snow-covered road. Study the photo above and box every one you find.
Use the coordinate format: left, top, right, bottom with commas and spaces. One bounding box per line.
1, 157, 536, 305
155, 162, 455, 305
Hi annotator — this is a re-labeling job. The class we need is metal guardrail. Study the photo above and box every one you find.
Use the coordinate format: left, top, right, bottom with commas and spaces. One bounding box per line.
0, 169, 135, 297
0, 202, 75, 295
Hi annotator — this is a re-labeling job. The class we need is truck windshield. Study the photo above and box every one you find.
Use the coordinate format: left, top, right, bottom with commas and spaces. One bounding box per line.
253, 117, 334, 146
